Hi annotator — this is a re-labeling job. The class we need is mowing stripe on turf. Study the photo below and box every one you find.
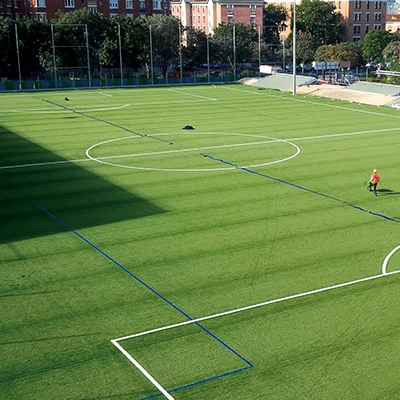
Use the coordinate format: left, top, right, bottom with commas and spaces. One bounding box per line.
200, 153, 400, 225
34, 97, 173, 145
225, 86, 400, 120
36, 203, 254, 397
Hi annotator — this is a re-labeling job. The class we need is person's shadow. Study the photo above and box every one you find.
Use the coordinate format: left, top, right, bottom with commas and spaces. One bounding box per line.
377, 188, 400, 196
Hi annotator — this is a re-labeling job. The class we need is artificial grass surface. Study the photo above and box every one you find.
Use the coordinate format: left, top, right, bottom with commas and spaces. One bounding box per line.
1, 84, 400, 399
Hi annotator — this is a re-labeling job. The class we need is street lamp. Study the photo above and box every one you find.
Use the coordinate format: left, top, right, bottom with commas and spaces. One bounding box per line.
280, 23, 287, 72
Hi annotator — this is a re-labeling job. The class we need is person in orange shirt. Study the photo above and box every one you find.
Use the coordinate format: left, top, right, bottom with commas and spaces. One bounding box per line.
369, 169, 380, 196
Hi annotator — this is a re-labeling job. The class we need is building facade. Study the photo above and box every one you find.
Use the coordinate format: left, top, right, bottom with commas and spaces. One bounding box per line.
386, 0, 400, 31
170, 0, 264, 35
0, 0, 168, 20
270, 0, 387, 42
333, 0, 387, 41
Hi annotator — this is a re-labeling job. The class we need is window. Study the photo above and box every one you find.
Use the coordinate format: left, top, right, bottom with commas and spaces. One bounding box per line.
153, 0, 161, 9
366, 1, 370, 9
366, 12, 369, 21
227, 4, 233, 12
88, 5, 97, 12
374, 12, 381, 21
139, 0, 145, 11
228, 16, 233, 24
35, 11, 46, 19
65, 0, 75, 7
250, 4, 255, 13
36, 0, 45, 7
354, 12, 361, 21
365, 25, 369, 33
250, 16, 255, 25
373, 24, 381, 30
353, 25, 360, 34
126, 0, 133, 8
110, 0, 118, 8
354, 1, 361, 9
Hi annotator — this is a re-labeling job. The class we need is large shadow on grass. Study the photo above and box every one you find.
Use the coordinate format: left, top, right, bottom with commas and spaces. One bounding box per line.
0, 126, 166, 244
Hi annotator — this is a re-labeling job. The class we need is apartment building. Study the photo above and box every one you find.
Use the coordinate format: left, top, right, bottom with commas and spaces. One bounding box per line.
386, 0, 400, 31
0, 0, 168, 20
333, 0, 387, 41
170, 0, 264, 35
270, 0, 386, 42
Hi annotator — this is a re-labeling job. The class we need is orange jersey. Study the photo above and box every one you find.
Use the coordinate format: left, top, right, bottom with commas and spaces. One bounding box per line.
370, 173, 380, 184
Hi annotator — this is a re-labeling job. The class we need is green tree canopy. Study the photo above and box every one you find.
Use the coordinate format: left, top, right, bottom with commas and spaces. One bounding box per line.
294, 0, 345, 45
362, 30, 394, 63
212, 23, 258, 71
49, 8, 106, 74
263, 4, 288, 44
145, 15, 181, 77
100, 15, 148, 72
183, 27, 208, 67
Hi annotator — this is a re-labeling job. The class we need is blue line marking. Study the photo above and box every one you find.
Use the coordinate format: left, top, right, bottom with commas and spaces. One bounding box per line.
36, 203, 253, 396
35, 97, 171, 144
201, 154, 400, 225
141, 365, 253, 400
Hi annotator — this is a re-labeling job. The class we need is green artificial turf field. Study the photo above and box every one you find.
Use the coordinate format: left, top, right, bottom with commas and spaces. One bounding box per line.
1, 84, 400, 400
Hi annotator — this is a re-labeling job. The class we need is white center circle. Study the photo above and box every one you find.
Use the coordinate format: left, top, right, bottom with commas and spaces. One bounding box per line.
85, 132, 300, 172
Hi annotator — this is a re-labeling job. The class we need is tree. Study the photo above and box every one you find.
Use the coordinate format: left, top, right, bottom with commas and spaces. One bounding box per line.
296, 32, 317, 70
0, 17, 16, 79
15, 17, 51, 78
381, 39, 400, 67
50, 8, 106, 76
212, 23, 258, 71
145, 15, 181, 78
263, 4, 288, 44
100, 15, 148, 73
362, 30, 394, 63
294, 0, 345, 45
183, 27, 208, 67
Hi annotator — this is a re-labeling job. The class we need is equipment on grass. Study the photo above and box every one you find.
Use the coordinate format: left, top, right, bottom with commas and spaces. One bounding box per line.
364, 180, 372, 190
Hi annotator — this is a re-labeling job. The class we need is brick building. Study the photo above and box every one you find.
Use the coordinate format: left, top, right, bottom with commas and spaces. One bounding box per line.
170, 0, 264, 35
0, 0, 168, 20
270, 0, 386, 42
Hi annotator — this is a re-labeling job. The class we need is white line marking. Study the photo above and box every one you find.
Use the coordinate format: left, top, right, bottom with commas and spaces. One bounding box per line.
85, 133, 300, 171
113, 269, 400, 342
1, 126, 398, 171
0, 158, 91, 170
99, 92, 112, 97
225, 86, 400, 120
382, 245, 400, 274
6, 104, 130, 113
167, 88, 217, 101
111, 340, 175, 400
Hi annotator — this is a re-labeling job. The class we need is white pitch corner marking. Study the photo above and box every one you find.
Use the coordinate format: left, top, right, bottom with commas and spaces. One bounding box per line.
111, 339, 175, 400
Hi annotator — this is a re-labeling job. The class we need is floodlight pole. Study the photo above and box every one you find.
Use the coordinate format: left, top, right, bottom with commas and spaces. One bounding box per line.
206, 34, 210, 83
51, 24, 57, 88
15, 24, 22, 89
233, 24, 236, 78
258, 25, 261, 78
118, 24, 123, 86
149, 25, 154, 85
85, 24, 91, 87
179, 23, 183, 84
292, 0, 296, 95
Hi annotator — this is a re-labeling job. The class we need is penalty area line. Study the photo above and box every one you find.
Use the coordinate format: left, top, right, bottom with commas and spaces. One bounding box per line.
111, 340, 175, 400
113, 269, 400, 342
